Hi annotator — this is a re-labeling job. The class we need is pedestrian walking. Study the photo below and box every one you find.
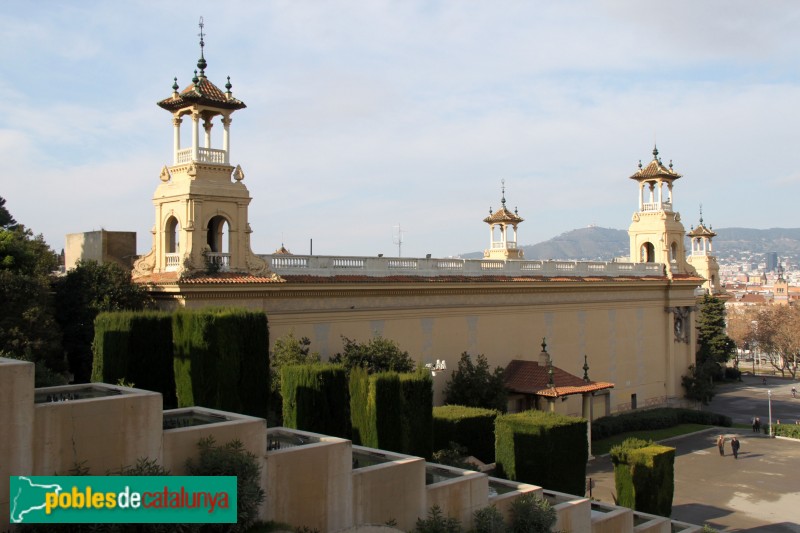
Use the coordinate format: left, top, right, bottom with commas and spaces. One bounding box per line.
731, 437, 740, 459
717, 434, 725, 456
752, 417, 757, 432
755, 417, 761, 433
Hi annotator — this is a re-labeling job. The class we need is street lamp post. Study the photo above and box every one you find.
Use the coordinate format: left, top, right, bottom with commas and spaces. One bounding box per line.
768, 389, 773, 437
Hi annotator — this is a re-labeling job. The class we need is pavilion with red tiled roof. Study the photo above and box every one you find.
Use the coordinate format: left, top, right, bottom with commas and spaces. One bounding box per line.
504, 339, 614, 456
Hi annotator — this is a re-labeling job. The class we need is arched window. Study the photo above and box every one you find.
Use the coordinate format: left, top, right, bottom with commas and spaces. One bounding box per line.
206, 216, 230, 253
670, 242, 678, 262
640, 242, 655, 263
165, 216, 180, 253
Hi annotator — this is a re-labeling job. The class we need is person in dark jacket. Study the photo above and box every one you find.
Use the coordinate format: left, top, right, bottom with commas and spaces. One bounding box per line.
731, 437, 740, 459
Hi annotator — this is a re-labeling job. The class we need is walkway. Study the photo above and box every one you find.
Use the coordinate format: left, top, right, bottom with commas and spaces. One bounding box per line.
586, 376, 800, 532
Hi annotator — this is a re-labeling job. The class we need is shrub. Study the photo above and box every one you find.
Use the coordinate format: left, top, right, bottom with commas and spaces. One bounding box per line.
610, 437, 675, 517
433, 405, 498, 464
92, 311, 175, 407
331, 335, 414, 374
723, 366, 742, 381
773, 423, 800, 439
412, 504, 462, 533
173, 308, 269, 418
472, 505, 505, 533
495, 410, 587, 496
281, 363, 349, 438
592, 407, 731, 440
186, 436, 266, 530
508, 493, 556, 533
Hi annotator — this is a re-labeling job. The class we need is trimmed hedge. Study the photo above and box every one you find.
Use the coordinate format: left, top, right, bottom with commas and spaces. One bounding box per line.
433, 405, 498, 463
173, 308, 269, 418
774, 423, 800, 439
400, 370, 434, 459
495, 410, 588, 495
610, 438, 675, 516
593, 408, 731, 440
350, 369, 433, 457
281, 363, 350, 438
91, 311, 175, 407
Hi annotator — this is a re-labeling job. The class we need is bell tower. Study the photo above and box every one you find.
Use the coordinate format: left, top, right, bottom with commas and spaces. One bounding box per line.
483, 180, 524, 260
627, 146, 693, 278
134, 19, 271, 279
686, 207, 721, 294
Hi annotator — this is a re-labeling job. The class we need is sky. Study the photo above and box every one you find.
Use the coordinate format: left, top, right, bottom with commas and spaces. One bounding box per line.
2, 1, 800, 259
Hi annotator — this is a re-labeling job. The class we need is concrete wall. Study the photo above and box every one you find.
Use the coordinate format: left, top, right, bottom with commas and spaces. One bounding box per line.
425, 465, 488, 528
591, 500, 634, 533
351, 446, 426, 531
65, 230, 136, 271
161, 407, 267, 475
0, 358, 35, 528
544, 489, 592, 533
32, 384, 162, 476
487, 478, 543, 518
633, 511, 671, 533
265, 428, 353, 531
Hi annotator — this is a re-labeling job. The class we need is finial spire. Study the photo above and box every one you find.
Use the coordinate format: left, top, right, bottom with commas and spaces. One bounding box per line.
197, 17, 207, 78
699, 203, 704, 226
582, 354, 590, 383
653, 144, 659, 160
501, 179, 506, 208
541, 337, 547, 352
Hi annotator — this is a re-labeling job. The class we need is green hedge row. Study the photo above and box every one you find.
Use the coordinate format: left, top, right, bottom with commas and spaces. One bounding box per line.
92, 311, 176, 407
433, 405, 498, 464
350, 368, 433, 458
173, 308, 269, 418
495, 410, 588, 496
610, 438, 675, 517
281, 364, 350, 438
774, 423, 800, 439
593, 408, 731, 440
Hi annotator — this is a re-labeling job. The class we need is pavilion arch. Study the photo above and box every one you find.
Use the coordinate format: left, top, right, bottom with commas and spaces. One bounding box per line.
670, 241, 678, 262
164, 215, 180, 253
206, 214, 232, 253
640, 242, 655, 263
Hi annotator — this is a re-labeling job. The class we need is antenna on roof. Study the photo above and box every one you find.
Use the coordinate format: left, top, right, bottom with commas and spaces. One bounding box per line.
392, 224, 404, 258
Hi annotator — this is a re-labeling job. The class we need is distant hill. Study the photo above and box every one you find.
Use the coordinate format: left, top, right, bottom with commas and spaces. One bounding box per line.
460, 227, 800, 261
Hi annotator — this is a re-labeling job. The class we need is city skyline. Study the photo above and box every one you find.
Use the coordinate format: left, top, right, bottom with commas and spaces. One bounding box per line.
3, 2, 800, 258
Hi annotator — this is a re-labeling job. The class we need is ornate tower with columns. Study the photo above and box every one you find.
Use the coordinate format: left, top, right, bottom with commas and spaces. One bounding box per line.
483, 181, 524, 260
686, 207, 721, 294
134, 20, 271, 279
627, 146, 694, 278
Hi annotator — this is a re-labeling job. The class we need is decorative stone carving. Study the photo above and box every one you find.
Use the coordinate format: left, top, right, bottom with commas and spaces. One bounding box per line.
667, 306, 692, 344
233, 164, 245, 182
160, 166, 171, 182
132, 249, 156, 278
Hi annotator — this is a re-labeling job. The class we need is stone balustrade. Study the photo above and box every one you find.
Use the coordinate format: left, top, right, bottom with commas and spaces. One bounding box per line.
263, 254, 665, 278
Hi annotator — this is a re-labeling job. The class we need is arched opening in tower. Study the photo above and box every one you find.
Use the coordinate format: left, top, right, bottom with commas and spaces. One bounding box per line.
165, 216, 180, 253
640, 242, 655, 263
207, 216, 230, 253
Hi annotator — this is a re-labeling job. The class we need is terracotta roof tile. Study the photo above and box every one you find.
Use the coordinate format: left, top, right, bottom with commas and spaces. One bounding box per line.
504, 359, 614, 397
483, 207, 524, 224
158, 78, 246, 112
135, 272, 284, 285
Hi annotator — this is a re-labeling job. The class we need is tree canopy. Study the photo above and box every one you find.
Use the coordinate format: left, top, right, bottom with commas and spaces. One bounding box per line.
329, 335, 415, 374
54, 261, 152, 382
444, 352, 507, 412
683, 295, 736, 404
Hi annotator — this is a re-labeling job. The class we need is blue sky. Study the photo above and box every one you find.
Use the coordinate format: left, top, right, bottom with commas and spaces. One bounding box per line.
2, 1, 800, 258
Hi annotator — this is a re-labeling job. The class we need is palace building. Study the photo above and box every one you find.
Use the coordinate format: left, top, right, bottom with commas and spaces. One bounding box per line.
124, 33, 715, 418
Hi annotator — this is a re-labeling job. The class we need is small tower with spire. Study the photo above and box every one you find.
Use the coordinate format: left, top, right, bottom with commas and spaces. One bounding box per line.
686, 206, 721, 294
134, 18, 271, 278
627, 146, 693, 278
483, 180, 524, 260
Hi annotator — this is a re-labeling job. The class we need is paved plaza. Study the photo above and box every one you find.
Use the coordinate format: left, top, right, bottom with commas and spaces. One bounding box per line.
586, 375, 800, 532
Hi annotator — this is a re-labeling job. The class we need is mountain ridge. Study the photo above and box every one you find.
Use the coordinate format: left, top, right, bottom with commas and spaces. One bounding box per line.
461, 227, 800, 261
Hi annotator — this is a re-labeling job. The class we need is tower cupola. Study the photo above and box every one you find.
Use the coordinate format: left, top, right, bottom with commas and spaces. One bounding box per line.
133, 19, 272, 279
686, 206, 721, 294
627, 146, 694, 278
483, 180, 524, 260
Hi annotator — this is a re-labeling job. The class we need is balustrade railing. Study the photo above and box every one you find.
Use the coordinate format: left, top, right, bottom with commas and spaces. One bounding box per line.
260, 254, 666, 279
165, 253, 180, 272
641, 201, 672, 212
205, 252, 231, 271
175, 147, 227, 165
